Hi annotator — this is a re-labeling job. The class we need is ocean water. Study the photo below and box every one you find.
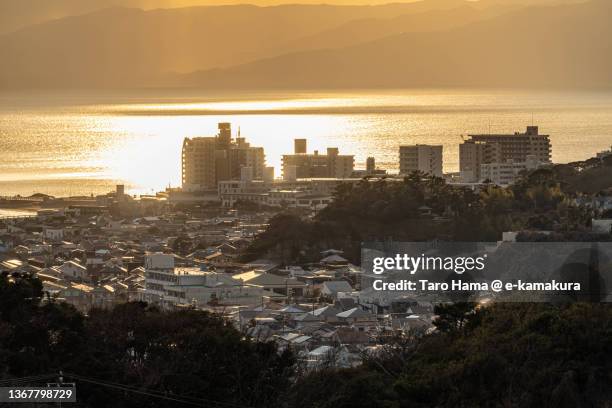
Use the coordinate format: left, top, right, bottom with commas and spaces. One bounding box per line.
1, 89, 611, 197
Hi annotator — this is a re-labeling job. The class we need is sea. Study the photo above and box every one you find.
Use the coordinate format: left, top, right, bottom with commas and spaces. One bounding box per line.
1, 88, 612, 198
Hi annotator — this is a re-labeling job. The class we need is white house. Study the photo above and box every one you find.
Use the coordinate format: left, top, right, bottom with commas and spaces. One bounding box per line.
321, 281, 353, 299
58, 260, 88, 280
43, 226, 64, 241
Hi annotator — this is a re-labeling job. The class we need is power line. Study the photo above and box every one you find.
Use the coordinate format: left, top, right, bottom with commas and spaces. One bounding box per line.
63, 372, 254, 408
0, 373, 57, 385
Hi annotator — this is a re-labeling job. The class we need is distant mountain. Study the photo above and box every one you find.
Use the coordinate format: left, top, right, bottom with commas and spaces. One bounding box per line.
0, 1, 477, 88
181, 0, 612, 89
274, 5, 483, 55
0, 0, 603, 90
0, 0, 280, 35
0, 0, 577, 35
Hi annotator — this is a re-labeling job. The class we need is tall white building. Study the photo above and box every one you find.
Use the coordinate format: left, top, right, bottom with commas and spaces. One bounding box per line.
399, 145, 443, 177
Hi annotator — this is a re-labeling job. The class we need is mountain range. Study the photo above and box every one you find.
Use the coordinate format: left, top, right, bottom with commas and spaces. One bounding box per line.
0, 0, 608, 90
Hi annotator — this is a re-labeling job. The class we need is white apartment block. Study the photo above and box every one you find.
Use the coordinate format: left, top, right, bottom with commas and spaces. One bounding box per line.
460, 126, 551, 182
480, 156, 542, 186
144, 253, 263, 308
399, 145, 443, 177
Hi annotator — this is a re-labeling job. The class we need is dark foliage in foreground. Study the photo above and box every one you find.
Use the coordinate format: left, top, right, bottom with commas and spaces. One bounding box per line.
290, 303, 612, 408
3, 274, 612, 407
0, 272, 294, 408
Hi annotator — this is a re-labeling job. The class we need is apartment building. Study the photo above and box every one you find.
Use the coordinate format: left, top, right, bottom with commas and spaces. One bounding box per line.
460, 126, 551, 182
399, 145, 443, 177
480, 156, 541, 185
182, 137, 217, 191
182, 123, 266, 191
144, 253, 262, 308
282, 140, 354, 180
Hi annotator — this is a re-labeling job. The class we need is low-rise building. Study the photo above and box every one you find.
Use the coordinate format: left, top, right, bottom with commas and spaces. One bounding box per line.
282, 142, 354, 179
144, 253, 263, 308
480, 156, 543, 185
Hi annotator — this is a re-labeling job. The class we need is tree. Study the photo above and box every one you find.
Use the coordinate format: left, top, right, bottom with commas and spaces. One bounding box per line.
0, 275, 295, 408
432, 302, 478, 334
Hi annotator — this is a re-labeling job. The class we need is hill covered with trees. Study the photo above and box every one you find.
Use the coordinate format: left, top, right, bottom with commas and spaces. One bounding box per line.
244, 158, 612, 264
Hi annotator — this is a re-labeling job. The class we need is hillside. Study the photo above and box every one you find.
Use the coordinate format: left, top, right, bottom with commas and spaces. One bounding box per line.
0, 1, 474, 88
183, 0, 612, 89
274, 5, 482, 54
0, 0, 605, 90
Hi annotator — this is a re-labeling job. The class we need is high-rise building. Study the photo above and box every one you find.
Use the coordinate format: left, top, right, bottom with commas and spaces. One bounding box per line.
399, 145, 443, 177
182, 123, 266, 191
459, 126, 551, 182
182, 137, 217, 191
282, 140, 354, 179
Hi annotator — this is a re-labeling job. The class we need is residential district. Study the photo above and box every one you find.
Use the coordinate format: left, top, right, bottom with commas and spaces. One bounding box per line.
1, 123, 611, 369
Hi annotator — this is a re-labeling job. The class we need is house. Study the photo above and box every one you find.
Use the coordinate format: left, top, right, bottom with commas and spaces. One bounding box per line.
321, 254, 349, 266
334, 327, 371, 345
306, 345, 334, 367
204, 251, 233, 266
1, 258, 25, 272
307, 305, 342, 323
336, 307, 377, 330
58, 260, 88, 280
321, 281, 353, 299
321, 249, 344, 257
59, 283, 95, 313
232, 270, 306, 297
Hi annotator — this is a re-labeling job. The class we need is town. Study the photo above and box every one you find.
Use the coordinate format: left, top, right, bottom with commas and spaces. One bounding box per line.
1, 122, 612, 370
